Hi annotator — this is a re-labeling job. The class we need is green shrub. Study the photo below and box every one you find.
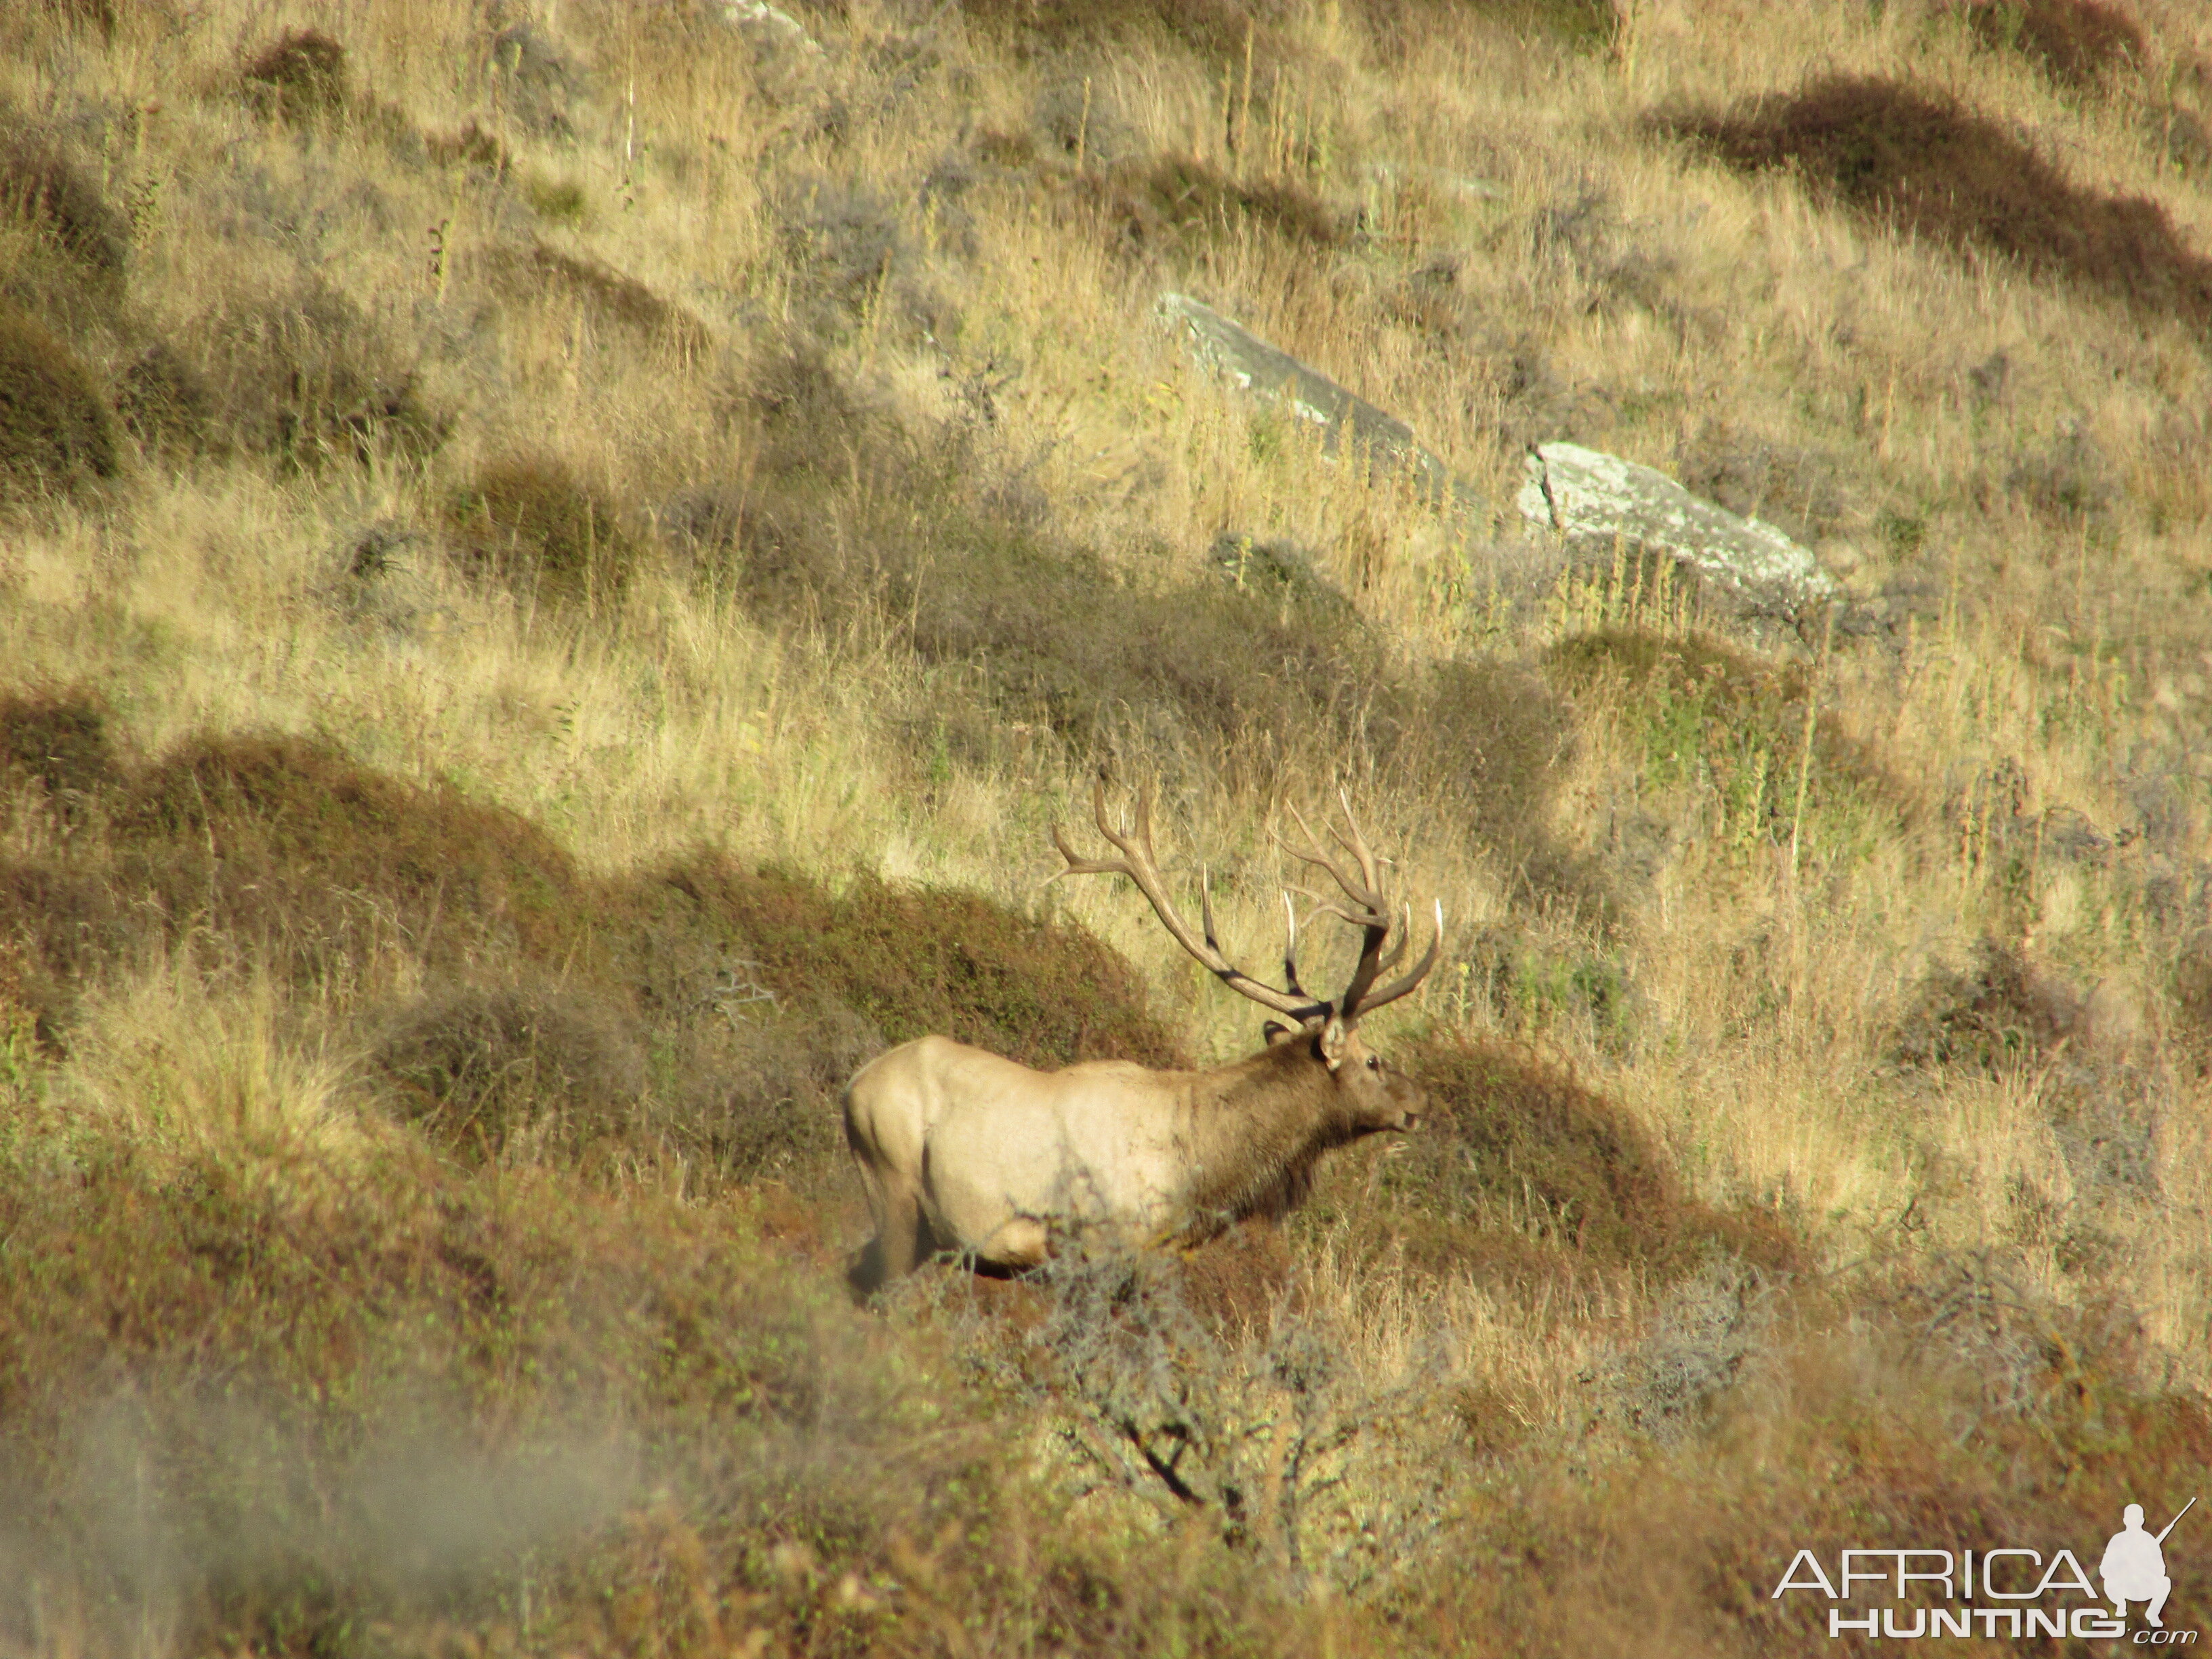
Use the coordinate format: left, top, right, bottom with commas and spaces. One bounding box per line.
1547, 627, 1908, 865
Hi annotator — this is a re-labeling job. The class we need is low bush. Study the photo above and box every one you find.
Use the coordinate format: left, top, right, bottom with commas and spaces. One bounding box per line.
1080, 154, 1349, 254
1964, 0, 2142, 91
0, 1131, 1022, 1659
186, 279, 447, 468
0, 134, 128, 285
371, 982, 650, 1160
0, 306, 120, 498
1662, 76, 2212, 332
112, 341, 222, 457
477, 241, 710, 351
0, 704, 1179, 1187
1376, 1033, 1801, 1289
447, 452, 647, 604
240, 29, 350, 124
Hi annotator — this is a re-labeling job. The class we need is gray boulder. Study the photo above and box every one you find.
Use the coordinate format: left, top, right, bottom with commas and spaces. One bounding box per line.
1158, 291, 1481, 520
1517, 441, 1837, 619
716, 0, 822, 52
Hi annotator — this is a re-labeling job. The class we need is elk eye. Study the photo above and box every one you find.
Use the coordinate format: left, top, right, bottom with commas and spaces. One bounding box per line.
1366, 1055, 1380, 1070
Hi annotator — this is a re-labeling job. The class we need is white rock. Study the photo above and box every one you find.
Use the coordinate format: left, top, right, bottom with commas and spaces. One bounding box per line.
1519, 441, 1837, 617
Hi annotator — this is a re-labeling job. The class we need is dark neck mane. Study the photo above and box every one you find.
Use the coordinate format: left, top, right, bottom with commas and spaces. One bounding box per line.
1174, 1041, 1353, 1237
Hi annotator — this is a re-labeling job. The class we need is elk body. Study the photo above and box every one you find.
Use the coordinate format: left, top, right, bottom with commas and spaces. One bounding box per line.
842, 784, 1441, 1290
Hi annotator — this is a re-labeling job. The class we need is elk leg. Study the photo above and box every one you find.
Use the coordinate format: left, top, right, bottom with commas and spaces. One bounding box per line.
848, 1171, 929, 1294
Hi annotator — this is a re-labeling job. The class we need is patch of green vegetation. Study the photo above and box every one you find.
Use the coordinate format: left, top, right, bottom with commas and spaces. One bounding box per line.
1873, 508, 1926, 558
525, 173, 589, 223
1549, 628, 1906, 868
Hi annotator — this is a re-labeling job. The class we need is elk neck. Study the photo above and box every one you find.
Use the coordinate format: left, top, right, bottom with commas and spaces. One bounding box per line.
1173, 1036, 1366, 1232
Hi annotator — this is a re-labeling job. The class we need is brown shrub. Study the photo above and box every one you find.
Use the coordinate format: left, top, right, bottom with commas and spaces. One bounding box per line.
1379, 1034, 1800, 1289
0, 859, 123, 1049
189, 279, 447, 468
446, 453, 645, 603
112, 340, 222, 457
1081, 155, 1349, 254
0, 717, 1179, 1176
0, 134, 128, 284
427, 121, 512, 174
1357, 0, 1618, 58
1893, 938, 2086, 1073
1662, 76, 2212, 332
371, 982, 648, 1160
0, 305, 120, 497
0, 690, 123, 1043
1964, 0, 2142, 91
477, 243, 709, 352
0, 1138, 1016, 1659
110, 734, 590, 983
620, 858, 1185, 1072
241, 29, 350, 124
0, 687, 119, 801
0, 0, 117, 45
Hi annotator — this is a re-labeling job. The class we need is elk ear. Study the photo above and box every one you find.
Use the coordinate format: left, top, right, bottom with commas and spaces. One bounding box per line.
1319, 1015, 1349, 1072
1263, 1021, 1299, 1047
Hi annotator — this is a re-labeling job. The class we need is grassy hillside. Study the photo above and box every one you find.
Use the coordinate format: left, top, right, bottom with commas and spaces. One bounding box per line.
3, 0, 2211, 1651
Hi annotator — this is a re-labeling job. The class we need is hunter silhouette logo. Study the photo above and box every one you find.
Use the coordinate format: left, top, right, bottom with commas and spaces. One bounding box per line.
2106, 1499, 2193, 1631
1770, 1494, 2200, 1641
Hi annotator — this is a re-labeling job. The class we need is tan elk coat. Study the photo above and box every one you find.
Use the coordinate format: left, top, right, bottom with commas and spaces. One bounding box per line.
842, 783, 1441, 1290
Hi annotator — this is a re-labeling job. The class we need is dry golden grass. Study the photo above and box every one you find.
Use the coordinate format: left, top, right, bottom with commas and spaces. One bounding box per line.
5, 0, 2212, 1650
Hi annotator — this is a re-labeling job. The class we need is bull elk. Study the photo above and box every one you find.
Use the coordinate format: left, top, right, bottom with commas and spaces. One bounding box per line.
842, 782, 1441, 1290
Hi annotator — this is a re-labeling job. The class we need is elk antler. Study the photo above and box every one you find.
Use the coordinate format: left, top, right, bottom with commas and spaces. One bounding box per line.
1052, 782, 1442, 1025
1281, 791, 1443, 1019
1052, 780, 1326, 1021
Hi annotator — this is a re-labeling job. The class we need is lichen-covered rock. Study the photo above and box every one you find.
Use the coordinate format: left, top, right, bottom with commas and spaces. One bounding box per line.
1518, 441, 1837, 618
1159, 291, 1479, 518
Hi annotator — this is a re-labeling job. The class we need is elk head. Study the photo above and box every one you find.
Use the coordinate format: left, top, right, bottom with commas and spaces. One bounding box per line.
1051, 781, 1441, 1133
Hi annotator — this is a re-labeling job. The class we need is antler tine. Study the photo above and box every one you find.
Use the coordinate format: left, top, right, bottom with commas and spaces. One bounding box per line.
1345, 899, 1446, 1017
1332, 787, 1382, 895
1282, 800, 1388, 924
1370, 901, 1413, 977
1050, 779, 1324, 1023
1280, 890, 1315, 1000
